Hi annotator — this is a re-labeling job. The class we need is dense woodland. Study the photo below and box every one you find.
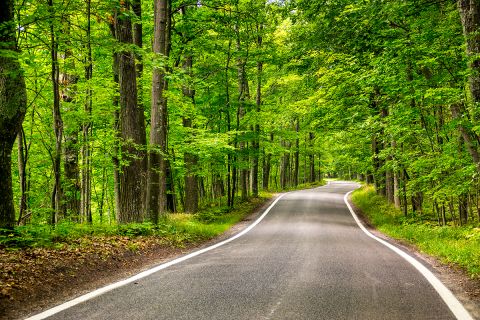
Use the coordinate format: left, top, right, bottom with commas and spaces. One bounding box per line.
1, 0, 480, 229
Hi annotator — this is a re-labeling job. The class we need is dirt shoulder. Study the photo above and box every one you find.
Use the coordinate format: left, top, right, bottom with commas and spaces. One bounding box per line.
0, 195, 278, 320
347, 195, 480, 320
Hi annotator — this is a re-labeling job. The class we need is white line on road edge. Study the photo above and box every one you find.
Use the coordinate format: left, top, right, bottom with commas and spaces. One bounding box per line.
344, 191, 473, 320
26, 193, 288, 320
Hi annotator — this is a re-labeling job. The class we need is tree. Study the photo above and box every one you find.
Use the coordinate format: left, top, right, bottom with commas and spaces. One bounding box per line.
115, 1, 147, 223
147, 0, 169, 222
0, 0, 27, 229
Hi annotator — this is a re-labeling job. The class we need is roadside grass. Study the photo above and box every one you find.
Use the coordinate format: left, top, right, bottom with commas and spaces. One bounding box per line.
0, 195, 271, 250
351, 185, 480, 278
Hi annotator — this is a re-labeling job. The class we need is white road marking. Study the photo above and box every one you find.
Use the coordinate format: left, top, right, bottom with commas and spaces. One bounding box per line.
344, 190, 473, 320
25, 193, 288, 320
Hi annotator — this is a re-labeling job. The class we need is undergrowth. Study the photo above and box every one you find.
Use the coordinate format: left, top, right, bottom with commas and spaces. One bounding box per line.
0, 196, 269, 250
351, 185, 480, 278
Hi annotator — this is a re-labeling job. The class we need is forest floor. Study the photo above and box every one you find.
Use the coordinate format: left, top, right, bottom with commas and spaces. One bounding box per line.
2, 185, 480, 320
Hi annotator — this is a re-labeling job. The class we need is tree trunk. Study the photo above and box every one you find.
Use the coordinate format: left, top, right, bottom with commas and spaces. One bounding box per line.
60, 19, 80, 220
132, 0, 147, 213
235, 17, 249, 202
252, 29, 262, 197
458, 1, 480, 107
280, 140, 290, 190
132, 0, 144, 109
0, 0, 27, 229
392, 140, 401, 208
372, 136, 380, 191
166, 159, 176, 212
385, 167, 394, 203
81, 0, 93, 223
110, 44, 121, 219
182, 53, 199, 213
393, 171, 401, 209
293, 120, 300, 187
309, 132, 315, 183
115, 3, 146, 223
49, 0, 63, 224
262, 134, 273, 190
224, 39, 233, 208
148, 0, 169, 222
17, 128, 28, 225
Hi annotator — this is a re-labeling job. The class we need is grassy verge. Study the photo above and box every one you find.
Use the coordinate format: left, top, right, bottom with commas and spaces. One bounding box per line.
351, 185, 480, 278
0, 196, 271, 250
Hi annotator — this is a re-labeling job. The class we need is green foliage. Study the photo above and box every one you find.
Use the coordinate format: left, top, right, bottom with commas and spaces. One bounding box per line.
352, 186, 480, 278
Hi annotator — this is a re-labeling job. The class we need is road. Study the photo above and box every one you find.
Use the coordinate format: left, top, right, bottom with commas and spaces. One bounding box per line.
31, 182, 467, 319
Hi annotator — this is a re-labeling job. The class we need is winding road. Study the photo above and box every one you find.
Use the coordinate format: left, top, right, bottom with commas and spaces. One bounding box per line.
28, 182, 472, 320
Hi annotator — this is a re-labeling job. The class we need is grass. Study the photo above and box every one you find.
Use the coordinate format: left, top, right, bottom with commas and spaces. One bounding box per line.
351, 185, 480, 278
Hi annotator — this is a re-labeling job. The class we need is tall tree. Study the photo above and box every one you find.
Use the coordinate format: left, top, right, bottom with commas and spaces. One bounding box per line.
252, 23, 263, 197
147, 0, 169, 222
115, 1, 147, 223
48, 0, 64, 224
182, 55, 199, 213
0, 0, 27, 229
60, 17, 80, 219
81, 0, 93, 223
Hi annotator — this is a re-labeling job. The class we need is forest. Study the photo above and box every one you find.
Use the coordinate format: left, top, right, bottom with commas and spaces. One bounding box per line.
2, 0, 480, 232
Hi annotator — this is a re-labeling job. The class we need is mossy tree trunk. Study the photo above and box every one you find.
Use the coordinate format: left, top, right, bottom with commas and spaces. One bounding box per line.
0, 0, 27, 229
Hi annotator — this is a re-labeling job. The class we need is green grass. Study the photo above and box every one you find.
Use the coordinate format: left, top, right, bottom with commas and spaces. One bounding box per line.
351, 185, 480, 278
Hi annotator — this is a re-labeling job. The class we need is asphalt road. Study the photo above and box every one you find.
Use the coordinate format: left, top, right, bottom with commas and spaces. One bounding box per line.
37, 182, 462, 319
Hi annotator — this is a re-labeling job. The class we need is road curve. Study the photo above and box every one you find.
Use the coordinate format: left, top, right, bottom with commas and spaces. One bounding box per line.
29, 182, 466, 319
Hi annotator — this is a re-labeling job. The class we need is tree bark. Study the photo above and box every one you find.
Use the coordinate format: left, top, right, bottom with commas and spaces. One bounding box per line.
81, 0, 93, 223
391, 140, 401, 208
115, 2, 147, 223
280, 139, 290, 190
293, 120, 300, 187
0, 0, 27, 229
309, 132, 315, 183
48, 0, 63, 224
132, 0, 147, 213
235, 17, 249, 202
111, 41, 121, 219
458, 0, 480, 107
182, 53, 199, 213
252, 28, 262, 197
60, 19, 80, 220
17, 127, 28, 225
148, 0, 169, 222
262, 133, 273, 190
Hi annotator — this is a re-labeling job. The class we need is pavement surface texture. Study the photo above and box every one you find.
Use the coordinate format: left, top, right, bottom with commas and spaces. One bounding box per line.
38, 181, 461, 320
